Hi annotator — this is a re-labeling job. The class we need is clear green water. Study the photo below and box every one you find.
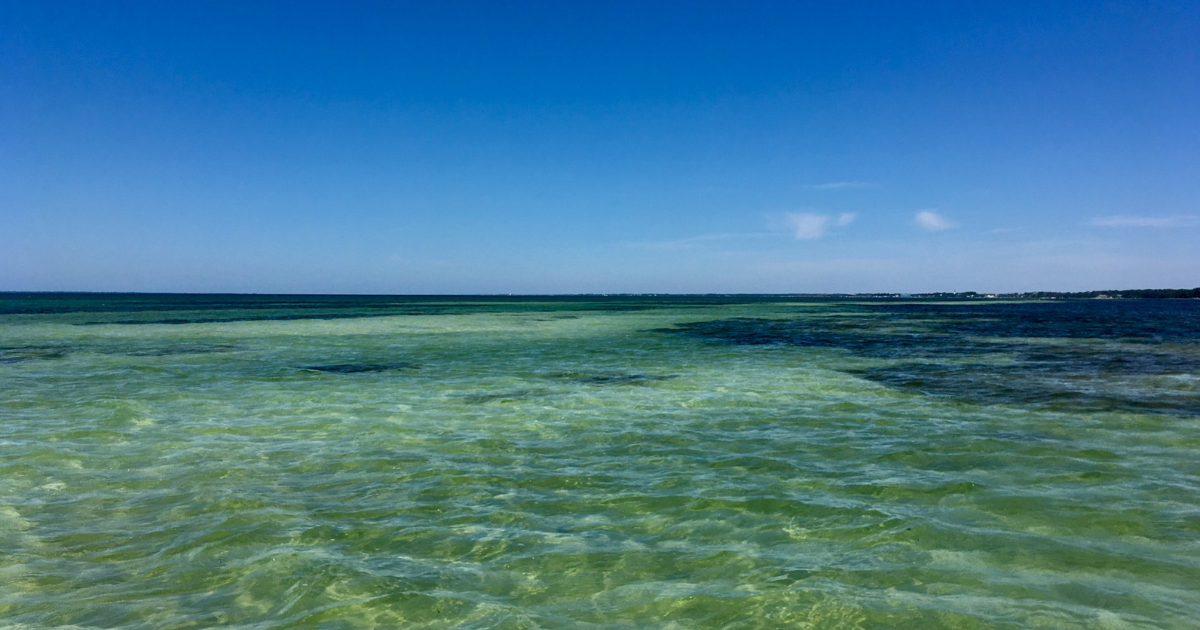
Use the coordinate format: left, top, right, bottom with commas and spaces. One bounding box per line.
2, 295, 1199, 629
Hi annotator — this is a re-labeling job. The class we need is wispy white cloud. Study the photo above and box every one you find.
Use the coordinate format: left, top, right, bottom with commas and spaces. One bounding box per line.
1089, 215, 1200, 228
784, 212, 857, 239
806, 181, 873, 190
915, 210, 955, 232
788, 214, 831, 239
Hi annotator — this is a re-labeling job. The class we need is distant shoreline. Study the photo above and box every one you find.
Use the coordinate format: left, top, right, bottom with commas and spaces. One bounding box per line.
872, 289, 1200, 299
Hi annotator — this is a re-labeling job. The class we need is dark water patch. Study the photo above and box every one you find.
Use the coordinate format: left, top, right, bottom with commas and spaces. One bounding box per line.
547, 372, 678, 385
657, 302, 1200, 415
858, 300, 1200, 343
301, 362, 420, 374
460, 392, 526, 404
76, 312, 401, 326
4, 292, 807, 318
650, 316, 984, 360
1017, 345, 1200, 376
104, 344, 241, 357
851, 362, 1200, 416
658, 301, 1200, 352
74, 305, 679, 325
3, 293, 483, 316
0, 346, 69, 363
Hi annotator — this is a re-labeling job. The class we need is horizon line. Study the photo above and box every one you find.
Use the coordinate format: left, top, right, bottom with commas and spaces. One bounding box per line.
3, 289, 1198, 298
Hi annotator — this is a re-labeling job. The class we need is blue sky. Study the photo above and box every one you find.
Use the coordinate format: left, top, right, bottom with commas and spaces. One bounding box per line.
2, 1, 1198, 293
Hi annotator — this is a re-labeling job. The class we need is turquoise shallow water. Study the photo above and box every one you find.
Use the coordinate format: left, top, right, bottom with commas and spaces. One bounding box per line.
2, 294, 1199, 629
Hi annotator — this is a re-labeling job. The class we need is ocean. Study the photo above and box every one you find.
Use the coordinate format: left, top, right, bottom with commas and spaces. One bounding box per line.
1, 294, 1198, 629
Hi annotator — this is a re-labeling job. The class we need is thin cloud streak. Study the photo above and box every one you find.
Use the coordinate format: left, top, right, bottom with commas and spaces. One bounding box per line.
785, 212, 857, 239
1089, 215, 1200, 228
916, 210, 955, 231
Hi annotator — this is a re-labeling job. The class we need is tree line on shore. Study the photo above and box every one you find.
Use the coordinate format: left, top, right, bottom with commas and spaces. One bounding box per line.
902, 288, 1200, 299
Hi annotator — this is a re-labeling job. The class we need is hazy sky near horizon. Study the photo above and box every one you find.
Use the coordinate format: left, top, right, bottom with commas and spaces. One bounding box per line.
2, 1, 1198, 293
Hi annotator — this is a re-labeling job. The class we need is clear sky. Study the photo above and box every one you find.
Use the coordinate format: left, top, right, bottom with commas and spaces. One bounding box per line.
2, 1, 1198, 294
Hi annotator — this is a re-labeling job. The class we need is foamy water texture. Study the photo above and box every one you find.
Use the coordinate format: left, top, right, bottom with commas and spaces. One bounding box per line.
1, 294, 1198, 629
